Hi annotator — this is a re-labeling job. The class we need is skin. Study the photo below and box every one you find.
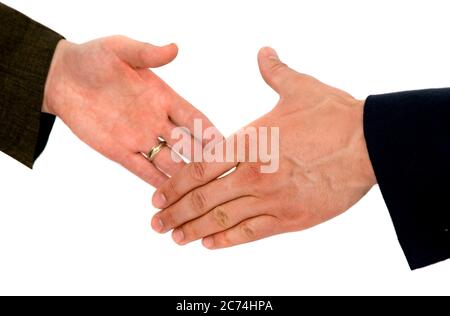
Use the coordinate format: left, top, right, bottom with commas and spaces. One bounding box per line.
151, 47, 377, 249
43, 36, 217, 187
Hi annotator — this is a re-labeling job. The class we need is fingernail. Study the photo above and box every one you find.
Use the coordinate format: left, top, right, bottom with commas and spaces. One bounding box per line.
152, 216, 165, 233
264, 47, 279, 61
153, 192, 167, 208
172, 229, 185, 244
202, 237, 215, 249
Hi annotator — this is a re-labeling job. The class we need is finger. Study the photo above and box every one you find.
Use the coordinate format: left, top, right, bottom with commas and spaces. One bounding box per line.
172, 196, 264, 245
168, 97, 223, 147
150, 146, 185, 177
113, 36, 178, 69
151, 171, 246, 233
140, 136, 185, 176
257, 47, 302, 96
152, 158, 237, 209
122, 153, 168, 188
160, 123, 201, 162
202, 215, 282, 250
153, 128, 266, 209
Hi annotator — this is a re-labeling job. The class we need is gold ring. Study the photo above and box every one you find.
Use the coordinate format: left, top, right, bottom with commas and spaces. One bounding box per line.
147, 141, 167, 162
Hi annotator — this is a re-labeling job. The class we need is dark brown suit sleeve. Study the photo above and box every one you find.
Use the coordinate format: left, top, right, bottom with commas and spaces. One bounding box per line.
0, 3, 63, 168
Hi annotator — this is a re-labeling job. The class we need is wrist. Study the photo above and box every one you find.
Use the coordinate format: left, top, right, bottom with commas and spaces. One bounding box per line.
355, 99, 377, 187
42, 39, 72, 116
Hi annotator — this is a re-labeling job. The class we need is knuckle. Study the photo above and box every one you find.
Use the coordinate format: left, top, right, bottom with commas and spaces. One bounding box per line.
182, 106, 198, 123
215, 233, 231, 248
270, 61, 288, 75
160, 179, 180, 201
165, 179, 180, 198
111, 34, 127, 41
190, 190, 207, 210
160, 210, 175, 228
182, 224, 198, 241
212, 207, 230, 229
137, 46, 149, 61
241, 223, 256, 240
102, 35, 125, 48
190, 162, 206, 181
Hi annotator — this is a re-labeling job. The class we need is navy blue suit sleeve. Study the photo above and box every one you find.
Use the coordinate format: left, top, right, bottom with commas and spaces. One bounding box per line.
364, 89, 450, 269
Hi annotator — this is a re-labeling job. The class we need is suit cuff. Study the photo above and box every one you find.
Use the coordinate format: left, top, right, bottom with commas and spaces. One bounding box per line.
364, 89, 450, 269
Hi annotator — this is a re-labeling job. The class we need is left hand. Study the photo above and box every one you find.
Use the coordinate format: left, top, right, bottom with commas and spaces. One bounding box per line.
151, 47, 377, 249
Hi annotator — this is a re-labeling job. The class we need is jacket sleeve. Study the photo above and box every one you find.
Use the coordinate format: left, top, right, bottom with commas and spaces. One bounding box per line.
364, 88, 450, 270
0, 3, 63, 168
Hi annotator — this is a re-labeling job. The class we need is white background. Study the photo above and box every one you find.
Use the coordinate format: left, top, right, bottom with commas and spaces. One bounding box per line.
0, 0, 449, 296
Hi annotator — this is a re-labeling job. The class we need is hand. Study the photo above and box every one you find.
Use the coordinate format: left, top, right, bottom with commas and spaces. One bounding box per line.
42, 36, 216, 187
150, 47, 377, 249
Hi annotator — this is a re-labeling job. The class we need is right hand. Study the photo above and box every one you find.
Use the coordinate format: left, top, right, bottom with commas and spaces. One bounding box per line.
42, 36, 217, 187
151, 47, 376, 248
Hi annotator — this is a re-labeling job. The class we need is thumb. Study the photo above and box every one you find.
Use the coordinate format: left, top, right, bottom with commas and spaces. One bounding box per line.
113, 36, 178, 69
258, 47, 300, 96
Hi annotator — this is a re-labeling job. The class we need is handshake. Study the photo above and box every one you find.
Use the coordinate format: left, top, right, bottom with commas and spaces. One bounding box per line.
44, 36, 377, 249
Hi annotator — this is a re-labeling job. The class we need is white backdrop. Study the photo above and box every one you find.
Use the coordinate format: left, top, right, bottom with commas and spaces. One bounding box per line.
0, 0, 449, 296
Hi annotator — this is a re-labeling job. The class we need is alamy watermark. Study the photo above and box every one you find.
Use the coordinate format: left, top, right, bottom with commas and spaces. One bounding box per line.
169, 119, 280, 173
